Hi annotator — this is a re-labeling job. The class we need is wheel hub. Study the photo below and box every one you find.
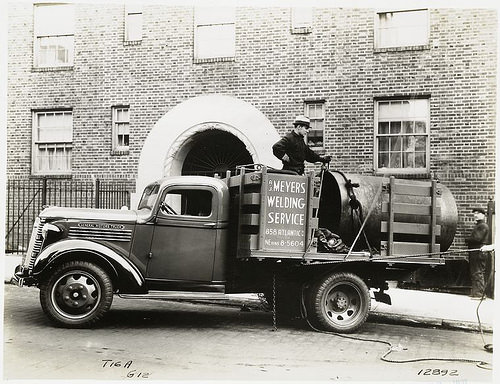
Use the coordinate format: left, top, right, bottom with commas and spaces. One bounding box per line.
323, 283, 363, 327
331, 293, 349, 311
52, 272, 100, 319
61, 283, 91, 309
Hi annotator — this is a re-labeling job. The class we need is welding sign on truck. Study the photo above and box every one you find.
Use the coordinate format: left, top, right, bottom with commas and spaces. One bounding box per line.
261, 174, 310, 252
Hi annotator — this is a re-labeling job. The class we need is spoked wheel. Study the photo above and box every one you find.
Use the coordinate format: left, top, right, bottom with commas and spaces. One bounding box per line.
307, 272, 370, 333
40, 261, 113, 328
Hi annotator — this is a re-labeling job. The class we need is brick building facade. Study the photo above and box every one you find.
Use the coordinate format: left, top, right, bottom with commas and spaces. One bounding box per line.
6, 4, 497, 267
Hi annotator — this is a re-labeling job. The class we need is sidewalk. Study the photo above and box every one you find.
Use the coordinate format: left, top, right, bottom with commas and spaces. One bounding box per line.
3, 254, 494, 332
369, 286, 494, 332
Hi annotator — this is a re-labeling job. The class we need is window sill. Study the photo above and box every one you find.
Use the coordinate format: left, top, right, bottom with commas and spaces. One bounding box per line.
374, 44, 430, 53
375, 169, 430, 179
30, 173, 73, 179
194, 57, 235, 64
124, 40, 142, 46
291, 26, 312, 34
32, 66, 74, 72
111, 149, 130, 156
310, 147, 325, 154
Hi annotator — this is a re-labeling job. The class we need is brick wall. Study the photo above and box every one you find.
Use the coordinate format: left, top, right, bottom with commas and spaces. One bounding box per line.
7, 4, 497, 250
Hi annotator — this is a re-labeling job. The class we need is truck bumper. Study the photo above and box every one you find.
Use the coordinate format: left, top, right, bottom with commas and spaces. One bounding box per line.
12, 265, 36, 287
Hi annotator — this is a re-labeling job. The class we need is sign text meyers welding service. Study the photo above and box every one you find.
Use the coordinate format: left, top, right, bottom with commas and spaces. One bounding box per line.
263, 175, 308, 251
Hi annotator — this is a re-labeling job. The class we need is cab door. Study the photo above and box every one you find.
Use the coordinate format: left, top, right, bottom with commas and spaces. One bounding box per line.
147, 186, 218, 283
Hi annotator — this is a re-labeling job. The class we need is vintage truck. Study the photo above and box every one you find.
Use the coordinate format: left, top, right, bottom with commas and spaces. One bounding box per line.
13, 164, 458, 333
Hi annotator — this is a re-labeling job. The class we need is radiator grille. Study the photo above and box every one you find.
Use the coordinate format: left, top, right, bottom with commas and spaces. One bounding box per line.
23, 217, 46, 270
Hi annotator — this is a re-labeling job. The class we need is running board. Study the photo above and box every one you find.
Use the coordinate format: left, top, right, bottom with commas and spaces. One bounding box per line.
118, 291, 230, 301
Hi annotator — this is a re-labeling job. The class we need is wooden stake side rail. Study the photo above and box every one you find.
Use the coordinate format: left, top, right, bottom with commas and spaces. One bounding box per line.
225, 166, 319, 258
381, 176, 442, 258
225, 167, 445, 266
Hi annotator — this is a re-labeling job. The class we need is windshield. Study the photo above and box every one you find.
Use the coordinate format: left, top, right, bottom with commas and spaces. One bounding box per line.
137, 183, 160, 210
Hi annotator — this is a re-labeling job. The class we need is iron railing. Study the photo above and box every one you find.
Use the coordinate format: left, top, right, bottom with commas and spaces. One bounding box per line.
5, 178, 131, 253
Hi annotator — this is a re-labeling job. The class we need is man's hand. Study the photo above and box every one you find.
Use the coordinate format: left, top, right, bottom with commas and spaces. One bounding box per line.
321, 155, 331, 163
481, 244, 494, 252
282, 154, 290, 163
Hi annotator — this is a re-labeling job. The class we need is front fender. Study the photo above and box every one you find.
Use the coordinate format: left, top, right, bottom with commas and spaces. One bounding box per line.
33, 239, 146, 293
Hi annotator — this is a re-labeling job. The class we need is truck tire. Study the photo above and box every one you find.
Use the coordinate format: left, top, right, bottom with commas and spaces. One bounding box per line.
40, 261, 113, 328
307, 272, 370, 333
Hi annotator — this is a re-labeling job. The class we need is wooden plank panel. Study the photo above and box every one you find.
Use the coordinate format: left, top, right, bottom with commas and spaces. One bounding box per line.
387, 177, 395, 255
382, 202, 441, 216
242, 193, 261, 205
393, 183, 433, 196
381, 241, 440, 257
240, 214, 260, 226
311, 196, 319, 209
226, 175, 241, 188
227, 173, 262, 188
309, 218, 319, 229
239, 234, 260, 250
430, 180, 438, 253
381, 221, 441, 236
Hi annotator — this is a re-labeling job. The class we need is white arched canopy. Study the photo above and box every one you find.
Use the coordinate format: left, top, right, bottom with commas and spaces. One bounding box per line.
134, 94, 282, 206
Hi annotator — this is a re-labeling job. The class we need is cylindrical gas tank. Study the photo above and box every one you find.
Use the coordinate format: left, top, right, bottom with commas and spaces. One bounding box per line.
318, 171, 458, 252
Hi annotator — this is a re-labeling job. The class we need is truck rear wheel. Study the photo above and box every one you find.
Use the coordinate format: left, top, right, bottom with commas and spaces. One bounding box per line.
40, 261, 113, 328
307, 272, 370, 333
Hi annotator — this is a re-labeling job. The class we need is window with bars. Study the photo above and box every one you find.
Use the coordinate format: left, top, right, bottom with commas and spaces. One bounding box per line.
125, 4, 143, 42
375, 9, 429, 49
194, 7, 235, 61
375, 99, 429, 173
291, 7, 312, 34
34, 3, 75, 68
112, 106, 130, 152
305, 102, 325, 149
32, 111, 73, 175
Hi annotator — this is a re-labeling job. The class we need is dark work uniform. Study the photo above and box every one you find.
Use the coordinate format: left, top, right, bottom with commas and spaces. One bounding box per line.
466, 220, 489, 297
272, 131, 323, 175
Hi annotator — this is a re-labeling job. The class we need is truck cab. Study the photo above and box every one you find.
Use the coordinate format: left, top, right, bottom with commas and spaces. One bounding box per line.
136, 176, 230, 291
14, 176, 231, 328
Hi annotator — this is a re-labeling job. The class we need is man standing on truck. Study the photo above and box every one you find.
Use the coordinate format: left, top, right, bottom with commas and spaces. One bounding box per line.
466, 207, 490, 299
272, 115, 331, 175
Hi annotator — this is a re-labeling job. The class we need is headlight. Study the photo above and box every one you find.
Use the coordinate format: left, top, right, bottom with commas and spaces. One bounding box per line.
41, 223, 61, 239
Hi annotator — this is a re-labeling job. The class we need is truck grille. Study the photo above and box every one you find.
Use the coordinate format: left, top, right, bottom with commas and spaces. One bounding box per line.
68, 227, 132, 242
23, 217, 46, 271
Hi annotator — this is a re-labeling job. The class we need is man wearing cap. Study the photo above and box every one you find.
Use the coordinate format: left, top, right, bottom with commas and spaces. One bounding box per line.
272, 115, 331, 175
466, 208, 490, 299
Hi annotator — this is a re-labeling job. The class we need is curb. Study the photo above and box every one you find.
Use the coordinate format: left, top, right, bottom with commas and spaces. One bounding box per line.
368, 312, 493, 333
4, 254, 22, 283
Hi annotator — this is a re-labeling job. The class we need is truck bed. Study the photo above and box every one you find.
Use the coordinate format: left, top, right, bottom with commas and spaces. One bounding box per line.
223, 165, 447, 267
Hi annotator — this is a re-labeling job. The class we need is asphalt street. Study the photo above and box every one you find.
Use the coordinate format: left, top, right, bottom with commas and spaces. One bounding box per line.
3, 284, 493, 382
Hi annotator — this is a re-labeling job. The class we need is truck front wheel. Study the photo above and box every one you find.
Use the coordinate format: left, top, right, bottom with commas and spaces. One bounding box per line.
307, 272, 370, 333
40, 261, 113, 328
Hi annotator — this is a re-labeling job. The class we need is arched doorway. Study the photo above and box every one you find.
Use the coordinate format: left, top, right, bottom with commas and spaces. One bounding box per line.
135, 94, 282, 207
181, 130, 253, 177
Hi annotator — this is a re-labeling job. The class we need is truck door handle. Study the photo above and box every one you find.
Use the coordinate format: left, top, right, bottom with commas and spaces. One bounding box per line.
204, 222, 217, 227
